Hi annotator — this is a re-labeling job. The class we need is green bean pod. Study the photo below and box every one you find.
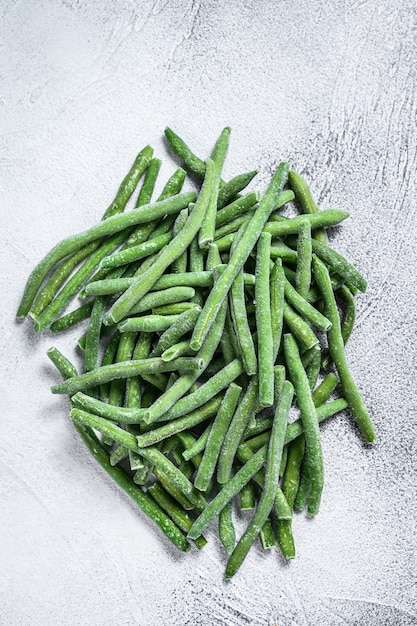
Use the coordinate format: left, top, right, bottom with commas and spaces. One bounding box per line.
312, 256, 376, 443
225, 380, 294, 577
191, 162, 289, 351
18, 191, 195, 318
284, 333, 323, 516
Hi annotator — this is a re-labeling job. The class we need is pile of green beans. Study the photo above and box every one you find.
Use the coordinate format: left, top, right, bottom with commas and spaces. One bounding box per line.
17, 127, 376, 578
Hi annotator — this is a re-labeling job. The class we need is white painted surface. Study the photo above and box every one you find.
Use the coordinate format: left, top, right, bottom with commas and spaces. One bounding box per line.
1, 1, 416, 624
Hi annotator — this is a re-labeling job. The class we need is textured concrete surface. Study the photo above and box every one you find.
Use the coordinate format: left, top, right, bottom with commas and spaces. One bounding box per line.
1, 1, 417, 624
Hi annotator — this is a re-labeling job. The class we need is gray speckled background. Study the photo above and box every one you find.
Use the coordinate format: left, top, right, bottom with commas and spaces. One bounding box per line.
1, 1, 417, 624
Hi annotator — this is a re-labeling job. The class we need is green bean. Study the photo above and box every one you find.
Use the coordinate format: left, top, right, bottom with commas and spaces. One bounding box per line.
151, 359, 244, 424
287, 398, 348, 441
126, 286, 196, 316
139, 446, 207, 510
70, 408, 140, 450
153, 303, 198, 316
215, 192, 260, 227
320, 282, 356, 371
124, 333, 152, 468
260, 518, 276, 550
84, 296, 107, 373
270, 258, 285, 362
295, 219, 312, 298
82, 166, 186, 289
22, 130, 377, 571
307, 238, 367, 293
293, 461, 309, 511
205, 240, 222, 270
29, 244, 99, 319
214, 212, 255, 241
188, 237, 205, 306
182, 424, 212, 462
101, 233, 172, 270
284, 333, 323, 515
232, 372, 292, 523
283, 301, 320, 352
288, 170, 328, 244
108, 331, 137, 407
17, 191, 196, 318
206, 257, 238, 367
73, 399, 141, 478
159, 167, 187, 201
229, 272, 257, 374
170, 439, 188, 468
339, 284, 356, 344
109, 444, 129, 467
171, 208, 189, 273
33, 230, 130, 331
143, 283, 228, 424
78, 321, 113, 353
255, 232, 274, 407
217, 171, 259, 208
276, 433, 305, 559
99, 330, 121, 400
270, 243, 298, 264
312, 256, 376, 443
164, 127, 206, 178
301, 344, 320, 369
176, 431, 203, 467
287, 170, 318, 212
243, 415, 273, 440
29, 146, 153, 318
101, 146, 154, 218
105, 160, 214, 325
217, 376, 258, 485
228, 220, 257, 375
116, 155, 163, 251
188, 447, 267, 540
84, 270, 256, 297
135, 396, 222, 446
199, 127, 230, 249
219, 503, 236, 556
191, 162, 289, 351
148, 484, 207, 549
50, 301, 94, 332
240, 482, 256, 510
279, 444, 288, 478
153, 466, 193, 510
134, 157, 161, 207
133, 465, 153, 485
284, 279, 331, 331
312, 373, 339, 406
118, 314, 181, 333
152, 306, 202, 357
213, 232, 235, 252
74, 426, 190, 551
161, 340, 192, 362
194, 383, 241, 492
219, 299, 239, 365
226, 381, 294, 578
305, 344, 322, 390
52, 357, 203, 395
263, 209, 349, 238
47, 346, 78, 381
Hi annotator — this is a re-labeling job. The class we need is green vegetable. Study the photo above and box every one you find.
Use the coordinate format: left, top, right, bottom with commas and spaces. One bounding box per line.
18, 127, 376, 576
255, 232, 274, 407
190, 161, 289, 351
225, 379, 294, 577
